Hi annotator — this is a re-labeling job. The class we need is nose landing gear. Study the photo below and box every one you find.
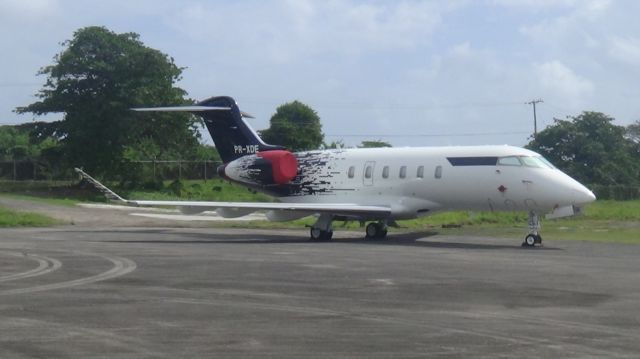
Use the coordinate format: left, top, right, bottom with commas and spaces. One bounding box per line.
522, 211, 543, 247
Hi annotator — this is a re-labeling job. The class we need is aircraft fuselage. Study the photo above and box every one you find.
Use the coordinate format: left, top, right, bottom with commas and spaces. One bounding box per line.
222, 145, 595, 221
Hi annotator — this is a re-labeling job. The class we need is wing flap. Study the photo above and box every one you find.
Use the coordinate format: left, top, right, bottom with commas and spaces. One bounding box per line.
134, 200, 390, 217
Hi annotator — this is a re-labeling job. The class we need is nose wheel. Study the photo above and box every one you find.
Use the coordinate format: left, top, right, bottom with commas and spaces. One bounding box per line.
522, 211, 543, 247
523, 233, 542, 247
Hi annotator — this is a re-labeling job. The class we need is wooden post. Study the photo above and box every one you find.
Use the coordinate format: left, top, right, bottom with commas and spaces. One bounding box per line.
204, 160, 207, 182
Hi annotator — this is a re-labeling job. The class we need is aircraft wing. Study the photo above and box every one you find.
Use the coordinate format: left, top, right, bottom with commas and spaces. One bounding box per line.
74, 168, 391, 218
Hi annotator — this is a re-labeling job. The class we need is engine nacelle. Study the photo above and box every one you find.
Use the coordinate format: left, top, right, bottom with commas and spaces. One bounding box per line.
221, 150, 298, 186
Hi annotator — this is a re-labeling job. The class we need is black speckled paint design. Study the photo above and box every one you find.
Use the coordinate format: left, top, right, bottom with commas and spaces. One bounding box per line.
230, 150, 355, 197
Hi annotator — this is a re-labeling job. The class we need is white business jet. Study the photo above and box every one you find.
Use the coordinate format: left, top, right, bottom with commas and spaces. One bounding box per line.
76, 96, 595, 246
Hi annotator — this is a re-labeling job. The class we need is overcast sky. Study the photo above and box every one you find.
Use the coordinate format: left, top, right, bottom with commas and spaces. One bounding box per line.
1, 0, 638, 147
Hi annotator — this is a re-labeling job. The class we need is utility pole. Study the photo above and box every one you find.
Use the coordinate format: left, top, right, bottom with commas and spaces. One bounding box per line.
525, 99, 543, 136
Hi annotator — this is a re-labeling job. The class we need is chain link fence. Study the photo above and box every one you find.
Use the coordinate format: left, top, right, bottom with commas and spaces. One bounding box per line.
0, 160, 223, 182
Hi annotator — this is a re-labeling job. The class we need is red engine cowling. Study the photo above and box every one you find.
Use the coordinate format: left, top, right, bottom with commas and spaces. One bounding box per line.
220, 150, 298, 186
257, 150, 298, 184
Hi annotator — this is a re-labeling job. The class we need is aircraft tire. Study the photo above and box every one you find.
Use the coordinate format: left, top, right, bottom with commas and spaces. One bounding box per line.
365, 223, 379, 239
524, 234, 537, 247
310, 228, 322, 241
310, 228, 332, 241
365, 223, 387, 239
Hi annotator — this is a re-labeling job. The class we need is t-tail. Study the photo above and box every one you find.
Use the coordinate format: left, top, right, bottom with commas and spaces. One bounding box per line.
133, 96, 283, 163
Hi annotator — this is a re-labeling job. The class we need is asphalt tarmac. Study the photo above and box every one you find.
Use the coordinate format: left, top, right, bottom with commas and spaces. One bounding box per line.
1, 227, 639, 358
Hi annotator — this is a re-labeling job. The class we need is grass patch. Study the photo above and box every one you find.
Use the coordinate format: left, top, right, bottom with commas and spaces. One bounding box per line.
390, 200, 640, 244
576, 200, 640, 221
124, 179, 273, 202
0, 205, 59, 227
0, 179, 271, 203
0, 193, 81, 207
0, 180, 102, 205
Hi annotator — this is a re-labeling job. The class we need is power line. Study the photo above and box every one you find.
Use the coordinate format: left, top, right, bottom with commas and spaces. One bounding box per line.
241, 98, 525, 111
325, 131, 530, 138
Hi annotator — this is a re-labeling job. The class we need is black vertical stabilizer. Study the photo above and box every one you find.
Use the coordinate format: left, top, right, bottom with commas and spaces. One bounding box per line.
196, 96, 283, 163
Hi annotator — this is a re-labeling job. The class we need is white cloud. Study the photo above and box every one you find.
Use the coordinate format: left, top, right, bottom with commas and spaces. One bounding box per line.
0, 0, 58, 17
166, 1, 455, 65
608, 37, 640, 65
535, 61, 594, 106
491, 0, 578, 8
519, 0, 611, 39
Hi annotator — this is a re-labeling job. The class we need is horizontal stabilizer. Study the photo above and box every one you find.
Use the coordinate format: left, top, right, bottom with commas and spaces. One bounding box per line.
132, 106, 255, 118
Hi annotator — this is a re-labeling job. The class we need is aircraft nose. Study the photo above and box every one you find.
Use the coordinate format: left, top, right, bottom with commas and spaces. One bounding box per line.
573, 185, 596, 205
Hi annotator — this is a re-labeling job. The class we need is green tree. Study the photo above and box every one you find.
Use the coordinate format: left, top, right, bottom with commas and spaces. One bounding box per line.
358, 140, 392, 148
323, 139, 346, 149
0, 126, 30, 161
15, 26, 200, 177
627, 120, 640, 144
259, 101, 324, 151
526, 112, 639, 185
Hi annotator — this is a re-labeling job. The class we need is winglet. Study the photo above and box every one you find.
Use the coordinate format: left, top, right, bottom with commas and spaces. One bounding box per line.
74, 168, 129, 204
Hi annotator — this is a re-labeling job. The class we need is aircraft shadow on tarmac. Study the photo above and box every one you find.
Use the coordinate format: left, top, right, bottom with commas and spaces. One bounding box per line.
92, 230, 562, 251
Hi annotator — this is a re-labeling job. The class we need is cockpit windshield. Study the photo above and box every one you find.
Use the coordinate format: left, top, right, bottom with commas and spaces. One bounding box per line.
497, 156, 555, 169
519, 156, 555, 169
537, 156, 556, 169
497, 156, 522, 166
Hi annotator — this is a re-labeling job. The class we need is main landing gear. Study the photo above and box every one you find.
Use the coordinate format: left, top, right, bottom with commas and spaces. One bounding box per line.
365, 221, 388, 239
310, 227, 333, 241
309, 214, 389, 241
310, 213, 333, 241
522, 211, 543, 247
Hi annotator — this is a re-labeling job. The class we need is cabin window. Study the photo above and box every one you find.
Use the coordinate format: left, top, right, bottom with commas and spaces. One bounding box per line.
348, 166, 355, 178
364, 165, 373, 179
382, 166, 389, 179
434, 165, 442, 179
399, 166, 407, 179
417, 166, 424, 178
497, 156, 522, 166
